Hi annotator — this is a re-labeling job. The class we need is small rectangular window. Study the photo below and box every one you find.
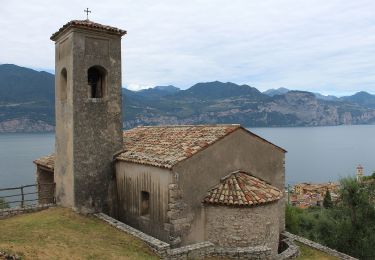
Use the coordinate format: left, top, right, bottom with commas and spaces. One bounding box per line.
141, 191, 150, 217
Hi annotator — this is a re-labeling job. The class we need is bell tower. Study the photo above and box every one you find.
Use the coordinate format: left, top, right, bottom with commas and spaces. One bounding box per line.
51, 20, 126, 212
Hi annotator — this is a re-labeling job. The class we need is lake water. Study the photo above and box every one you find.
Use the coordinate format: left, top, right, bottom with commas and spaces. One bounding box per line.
0, 125, 374, 189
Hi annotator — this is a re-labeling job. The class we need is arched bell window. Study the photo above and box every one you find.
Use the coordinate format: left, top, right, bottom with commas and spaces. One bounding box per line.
87, 66, 107, 99
60, 68, 67, 102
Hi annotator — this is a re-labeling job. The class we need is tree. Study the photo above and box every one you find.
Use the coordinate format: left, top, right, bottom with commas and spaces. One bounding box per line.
285, 177, 375, 259
0, 198, 9, 209
337, 177, 375, 258
323, 190, 333, 208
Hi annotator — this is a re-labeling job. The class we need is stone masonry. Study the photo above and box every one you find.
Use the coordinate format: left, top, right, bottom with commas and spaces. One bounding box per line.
165, 183, 194, 247
204, 202, 280, 255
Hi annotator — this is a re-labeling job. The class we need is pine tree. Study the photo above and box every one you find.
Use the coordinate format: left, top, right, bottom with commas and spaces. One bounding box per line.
323, 190, 333, 208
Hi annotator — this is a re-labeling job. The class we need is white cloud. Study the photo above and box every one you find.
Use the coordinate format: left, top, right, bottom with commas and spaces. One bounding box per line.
0, 0, 374, 95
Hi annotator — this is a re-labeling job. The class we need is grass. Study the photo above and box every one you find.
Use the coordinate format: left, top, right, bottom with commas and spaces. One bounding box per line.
206, 241, 340, 260
0, 207, 158, 260
0, 208, 341, 260
295, 241, 339, 260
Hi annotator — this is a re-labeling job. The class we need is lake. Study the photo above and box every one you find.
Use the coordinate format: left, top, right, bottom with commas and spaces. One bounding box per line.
0, 125, 374, 188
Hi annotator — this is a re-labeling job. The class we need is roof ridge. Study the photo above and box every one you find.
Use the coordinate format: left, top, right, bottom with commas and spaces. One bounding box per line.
51, 19, 126, 41
135, 124, 241, 128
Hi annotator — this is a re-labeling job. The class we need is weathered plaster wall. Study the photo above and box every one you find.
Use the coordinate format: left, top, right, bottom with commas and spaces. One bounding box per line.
54, 28, 123, 213
172, 128, 285, 245
54, 33, 74, 208
115, 161, 173, 242
204, 203, 280, 256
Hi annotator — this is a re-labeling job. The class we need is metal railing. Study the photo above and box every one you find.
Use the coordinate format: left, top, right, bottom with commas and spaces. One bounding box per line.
0, 183, 55, 209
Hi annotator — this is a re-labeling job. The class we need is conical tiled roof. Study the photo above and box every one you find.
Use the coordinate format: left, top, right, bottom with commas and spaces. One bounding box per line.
203, 171, 282, 207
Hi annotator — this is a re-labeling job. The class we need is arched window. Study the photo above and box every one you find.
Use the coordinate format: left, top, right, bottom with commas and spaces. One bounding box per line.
60, 68, 67, 102
88, 66, 106, 99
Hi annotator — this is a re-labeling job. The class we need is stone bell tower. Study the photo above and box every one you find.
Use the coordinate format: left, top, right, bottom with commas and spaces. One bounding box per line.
51, 20, 126, 212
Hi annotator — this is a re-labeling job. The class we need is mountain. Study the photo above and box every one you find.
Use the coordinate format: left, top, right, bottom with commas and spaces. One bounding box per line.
341, 91, 375, 108
0, 64, 55, 132
177, 81, 264, 100
263, 87, 290, 96
313, 93, 339, 101
1, 64, 375, 132
0, 64, 54, 103
135, 85, 180, 98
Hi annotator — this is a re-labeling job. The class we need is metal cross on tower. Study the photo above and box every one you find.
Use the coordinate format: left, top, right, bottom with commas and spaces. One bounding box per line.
84, 8, 91, 20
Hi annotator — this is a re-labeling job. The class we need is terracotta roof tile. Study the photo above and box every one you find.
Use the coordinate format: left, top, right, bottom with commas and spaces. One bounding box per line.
33, 154, 54, 171
203, 171, 282, 207
51, 20, 126, 41
34, 125, 240, 170
117, 125, 240, 168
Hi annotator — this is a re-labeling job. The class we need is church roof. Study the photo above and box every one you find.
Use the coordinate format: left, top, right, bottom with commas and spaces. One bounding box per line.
33, 154, 54, 171
34, 124, 285, 170
202, 171, 282, 207
117, 125, 241, 168
51, 20, 126, 41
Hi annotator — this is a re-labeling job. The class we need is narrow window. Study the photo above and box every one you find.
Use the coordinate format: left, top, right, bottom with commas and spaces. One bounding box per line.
88, 66, 106, 98
141, 191, 150, 217
60, 68, 67, 101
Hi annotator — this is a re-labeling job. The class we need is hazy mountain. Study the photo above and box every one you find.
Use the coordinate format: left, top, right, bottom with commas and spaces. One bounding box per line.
341, 91, 375, 108
263, 87, 290, 96
0, 64, 55, 131
0, 64, 54, 103
1, 64, 375, 132
313, 93, 339, 101
135, 85, 180, 98
175, 81, 264, 100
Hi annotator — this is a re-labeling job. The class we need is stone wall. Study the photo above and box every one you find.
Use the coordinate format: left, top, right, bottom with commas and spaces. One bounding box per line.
166, 183, 193, 247
0, 204, 54, 220
36, 167, 55, 204
283, 231, 358, 260
95, 212, 170, 257
204, 202, 280, 256
95, 212, 280, 259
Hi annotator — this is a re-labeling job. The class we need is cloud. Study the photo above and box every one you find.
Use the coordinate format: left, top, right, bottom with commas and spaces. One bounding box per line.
1, 0, 374, 95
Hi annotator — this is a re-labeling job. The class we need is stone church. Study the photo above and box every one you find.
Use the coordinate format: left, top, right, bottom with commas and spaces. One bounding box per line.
34, 19, 286, 255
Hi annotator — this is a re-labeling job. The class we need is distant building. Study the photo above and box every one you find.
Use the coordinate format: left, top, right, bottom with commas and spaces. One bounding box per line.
291, 182, 339, 208
356, 164, 364, 182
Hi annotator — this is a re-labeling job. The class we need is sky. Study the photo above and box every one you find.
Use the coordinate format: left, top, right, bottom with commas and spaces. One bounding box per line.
1, 0, 374, 96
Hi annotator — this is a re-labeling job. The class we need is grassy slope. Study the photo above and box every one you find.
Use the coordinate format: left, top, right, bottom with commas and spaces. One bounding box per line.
0, 208, 339, 260
295, 242, 339, 260
0, 208, 158, 260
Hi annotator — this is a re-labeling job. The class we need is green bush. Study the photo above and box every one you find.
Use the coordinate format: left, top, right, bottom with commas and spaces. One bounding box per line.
0, 197, 9, 209
286, 177, 375, 259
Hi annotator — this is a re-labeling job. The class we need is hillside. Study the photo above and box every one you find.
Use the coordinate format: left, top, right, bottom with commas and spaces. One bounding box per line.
124, 85, 375, 129
0, 208, 158, 259
1, 64, 375, 132
0, 207, 338, 260
0, 64, 55, 132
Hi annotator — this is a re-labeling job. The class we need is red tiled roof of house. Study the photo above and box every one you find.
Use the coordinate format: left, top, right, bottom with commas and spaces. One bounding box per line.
203, 171, 282, 207
51, 20, 126, 41
33, 154, 54, 171
117, 125, 241, 168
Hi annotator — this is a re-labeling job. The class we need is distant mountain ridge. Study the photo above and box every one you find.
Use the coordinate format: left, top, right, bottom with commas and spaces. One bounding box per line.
1, 64, 375, 132
263, 87, 290, 96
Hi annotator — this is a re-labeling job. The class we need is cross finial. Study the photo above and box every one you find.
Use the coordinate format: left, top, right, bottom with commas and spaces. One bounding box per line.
84, 8, 91, 20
